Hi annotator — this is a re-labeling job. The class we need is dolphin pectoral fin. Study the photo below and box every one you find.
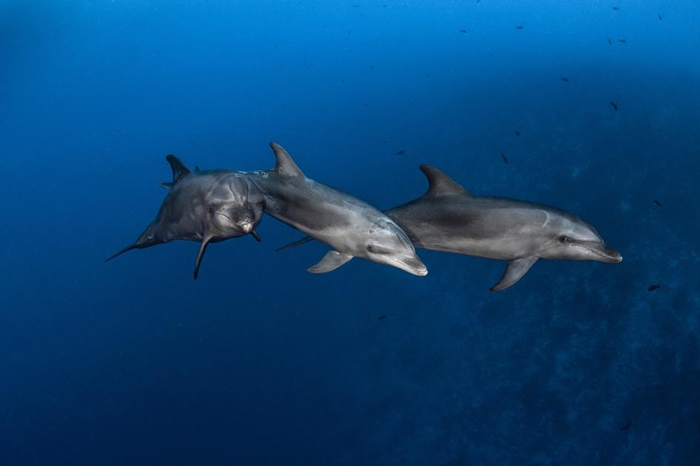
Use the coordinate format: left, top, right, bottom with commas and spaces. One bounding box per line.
158, 181, 173, 189
490, 256, 539, 292
277, 236, 314, 252
105, 243, 139, 262
307, 251, 353, 274
251, 230, 262, 242
193, 237, 213, 280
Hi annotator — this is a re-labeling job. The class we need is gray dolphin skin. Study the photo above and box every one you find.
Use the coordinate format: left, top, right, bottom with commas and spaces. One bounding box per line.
384, 165, 622, 291
106, 155, 265, 279
279, 164, 621, 290
247, 143, 428, 276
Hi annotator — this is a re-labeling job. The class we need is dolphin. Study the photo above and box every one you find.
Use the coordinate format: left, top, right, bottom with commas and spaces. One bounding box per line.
106, 155, 265, 279
386, 165, 622, 290
280, 165, 621, 290
246, 143, 427, 276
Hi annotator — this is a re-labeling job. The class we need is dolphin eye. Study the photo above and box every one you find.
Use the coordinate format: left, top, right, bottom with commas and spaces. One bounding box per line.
207, 206, 215, 214
366, 244, 374, 252
559, 235, 569, 243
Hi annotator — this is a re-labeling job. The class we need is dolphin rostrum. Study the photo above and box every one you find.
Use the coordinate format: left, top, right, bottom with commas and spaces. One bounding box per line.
247, 143, 427, 276
106, 155, 265, 279
279, 164, 621, 290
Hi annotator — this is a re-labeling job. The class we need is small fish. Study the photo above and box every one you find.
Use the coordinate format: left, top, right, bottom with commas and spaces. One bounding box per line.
613, 6, 620, 11
618, 38, 626, 44
396, 150, 405, 155
501, 153, 509, 164
648, 284, 661, 292
607, 38, 612, 45
619, 421, 632, 431
653, 199, 662, 207
514, 131, 521, 137
560, 77, 570, 82
378, 315, 387, 320
610, 101, 618, 111
658, 14, 663, 21
460, 29, 467, 34
515, 25, 524, 30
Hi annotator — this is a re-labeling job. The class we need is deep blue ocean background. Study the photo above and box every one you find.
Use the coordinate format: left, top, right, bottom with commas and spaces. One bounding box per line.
2, 1, 699, 465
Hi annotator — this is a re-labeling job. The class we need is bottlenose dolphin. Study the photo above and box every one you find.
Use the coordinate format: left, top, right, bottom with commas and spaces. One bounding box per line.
106, 155, 265, 279
280, 165, 621, 290
386, 165, 622, 291
247, 143, 427, 276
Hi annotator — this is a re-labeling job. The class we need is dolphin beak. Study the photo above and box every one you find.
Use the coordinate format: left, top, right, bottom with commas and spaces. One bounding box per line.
396, 256, 428, 277
239, 222, 253, 234
583, 243, 622, 263
603, 248, 623, 263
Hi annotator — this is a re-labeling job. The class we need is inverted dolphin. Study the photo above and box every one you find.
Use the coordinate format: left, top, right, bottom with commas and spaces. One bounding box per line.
106, 155, 265, 279
386, 165, 622, 291
246, 143, 427, 276
279, 165, 621, 290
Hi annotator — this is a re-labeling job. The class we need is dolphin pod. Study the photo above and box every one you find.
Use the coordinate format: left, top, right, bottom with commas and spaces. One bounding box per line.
107, 142, 622, 289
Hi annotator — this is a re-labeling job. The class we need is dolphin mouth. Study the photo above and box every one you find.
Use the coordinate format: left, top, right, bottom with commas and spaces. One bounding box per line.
387, 255, 428, 277
580, 242, 623, 263
237, 221, 254, 234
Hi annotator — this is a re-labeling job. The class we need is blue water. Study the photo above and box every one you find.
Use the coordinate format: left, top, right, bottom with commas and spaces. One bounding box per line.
2, 1, 699, 464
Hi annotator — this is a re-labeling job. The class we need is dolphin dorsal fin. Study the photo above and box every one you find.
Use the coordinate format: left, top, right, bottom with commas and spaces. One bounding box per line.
270, 142, 305, 177
165, 155, 192, 185
419, 165, 468, 198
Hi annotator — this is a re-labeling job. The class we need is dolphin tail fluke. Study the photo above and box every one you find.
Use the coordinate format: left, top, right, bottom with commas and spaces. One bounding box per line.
193, 237, 212, 280
105, 243, 139, 263
277, 236, 314, 252
308, 251, 353, 274
490, 256, 538, 292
